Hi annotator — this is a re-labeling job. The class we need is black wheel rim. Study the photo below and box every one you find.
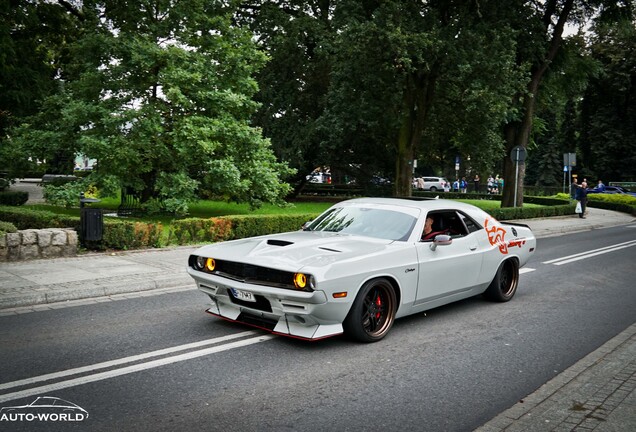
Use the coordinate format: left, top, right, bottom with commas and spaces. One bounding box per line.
361, 283, 395, 338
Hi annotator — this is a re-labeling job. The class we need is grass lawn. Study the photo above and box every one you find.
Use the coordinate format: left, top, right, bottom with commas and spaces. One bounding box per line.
24, 197, 542, 224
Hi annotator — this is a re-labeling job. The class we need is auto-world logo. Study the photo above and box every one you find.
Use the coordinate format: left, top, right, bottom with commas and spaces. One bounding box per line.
0, 396, 88, 423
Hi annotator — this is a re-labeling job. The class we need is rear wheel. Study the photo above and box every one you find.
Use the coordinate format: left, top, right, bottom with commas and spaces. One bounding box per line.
343, 278, 397, 342
484, 259, 519, 302
430, 186, 438, 191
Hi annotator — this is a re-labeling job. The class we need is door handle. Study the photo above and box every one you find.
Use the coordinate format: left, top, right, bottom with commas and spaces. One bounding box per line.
469, 245, 477, 251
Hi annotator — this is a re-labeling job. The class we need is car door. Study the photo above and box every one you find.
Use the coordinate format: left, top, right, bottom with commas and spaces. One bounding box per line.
414, 210, 484, 305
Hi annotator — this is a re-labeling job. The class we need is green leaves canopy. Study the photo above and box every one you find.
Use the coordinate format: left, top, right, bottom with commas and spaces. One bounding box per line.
7, 0, 293, 212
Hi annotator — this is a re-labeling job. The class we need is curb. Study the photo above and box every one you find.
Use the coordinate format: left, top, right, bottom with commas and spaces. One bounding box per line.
0, 274, 193, 310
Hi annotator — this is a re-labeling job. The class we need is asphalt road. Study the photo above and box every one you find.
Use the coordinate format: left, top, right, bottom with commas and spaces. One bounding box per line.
1, 225, 635, 432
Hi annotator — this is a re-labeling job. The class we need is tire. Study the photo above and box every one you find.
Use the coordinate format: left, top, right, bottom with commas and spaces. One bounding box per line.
430, 186, 438, 191
484, 259, 519, 302
343, 278, 397, 342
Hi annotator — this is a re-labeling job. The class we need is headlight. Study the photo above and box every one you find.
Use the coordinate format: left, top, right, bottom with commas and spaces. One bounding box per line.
205, 258, 216, 272
293, 273, 315, 290
195, 256, 206, 270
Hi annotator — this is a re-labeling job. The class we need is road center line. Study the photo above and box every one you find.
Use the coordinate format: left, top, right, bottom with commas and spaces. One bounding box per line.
0, 334, 274, 404
0, 330, 258, 392
542, 240, 636, 265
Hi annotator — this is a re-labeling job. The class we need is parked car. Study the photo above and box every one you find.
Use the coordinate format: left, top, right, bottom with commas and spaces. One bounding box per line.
416, 176, 450, 191
587, 185, 636, 197
187, 198, 536, 342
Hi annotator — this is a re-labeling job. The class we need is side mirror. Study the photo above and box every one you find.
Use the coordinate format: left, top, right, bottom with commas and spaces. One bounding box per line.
429, 234, 452, 251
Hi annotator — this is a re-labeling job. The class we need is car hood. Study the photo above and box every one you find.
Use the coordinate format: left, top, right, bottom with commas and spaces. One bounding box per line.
193, 231, 394, 272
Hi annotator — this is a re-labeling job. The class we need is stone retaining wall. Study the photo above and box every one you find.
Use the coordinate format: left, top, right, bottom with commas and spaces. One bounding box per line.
0, 229, 78, 261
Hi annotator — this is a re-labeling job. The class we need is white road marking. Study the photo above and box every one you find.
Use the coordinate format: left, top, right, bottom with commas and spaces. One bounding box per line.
542, 240, 636, 266
520, 268, 535, 274
0, 332, 273, 403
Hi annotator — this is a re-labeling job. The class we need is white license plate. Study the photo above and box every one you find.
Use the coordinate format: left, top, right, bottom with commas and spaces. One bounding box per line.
230, 288, 256, 302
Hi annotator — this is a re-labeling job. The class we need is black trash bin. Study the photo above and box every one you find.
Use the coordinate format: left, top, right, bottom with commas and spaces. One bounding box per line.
80, 193, 103, 245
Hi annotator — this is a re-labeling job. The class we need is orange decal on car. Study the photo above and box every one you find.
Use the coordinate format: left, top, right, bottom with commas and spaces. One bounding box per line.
485, 218, 508, 254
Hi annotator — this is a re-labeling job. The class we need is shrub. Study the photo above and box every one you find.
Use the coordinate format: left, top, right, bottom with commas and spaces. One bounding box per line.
0, 191, 29, 206
226, 214, 317, 240
0, 205, 79, 229
100, 220, 164, 250
169, 217, 233, 245
0, 220, 17, 234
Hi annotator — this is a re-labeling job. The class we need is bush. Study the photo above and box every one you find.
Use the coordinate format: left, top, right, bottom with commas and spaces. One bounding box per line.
100, 220, 164, 250
166, 213, 318, 245
0, 191, 28, 206
169, 217, 233, 245
226, 214, 317, 240
0, 220, 17, 234
0, 205, 79, 229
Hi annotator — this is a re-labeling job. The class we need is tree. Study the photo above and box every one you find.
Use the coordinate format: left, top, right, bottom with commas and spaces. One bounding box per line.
0, 0, 80, 176
579, 15, 636, 181
317, 0, 525, 196
7, 0, 293, 212
242, 1, 335, 192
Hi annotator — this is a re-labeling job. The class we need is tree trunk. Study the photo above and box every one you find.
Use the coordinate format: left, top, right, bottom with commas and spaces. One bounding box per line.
500, 0, 574, 207
393, 70, 438, 197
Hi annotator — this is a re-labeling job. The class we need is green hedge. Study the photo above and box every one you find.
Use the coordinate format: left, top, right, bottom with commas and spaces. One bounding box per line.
0, 205, 319, 250
167, 214, 317, 245
0, 191, 29, 206
0, 205, 78, 229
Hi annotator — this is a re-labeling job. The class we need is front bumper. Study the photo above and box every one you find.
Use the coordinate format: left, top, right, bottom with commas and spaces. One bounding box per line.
188, 268, 349, 340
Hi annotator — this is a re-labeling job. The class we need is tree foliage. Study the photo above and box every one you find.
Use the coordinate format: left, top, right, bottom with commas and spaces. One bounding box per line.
6, 0, 294, 212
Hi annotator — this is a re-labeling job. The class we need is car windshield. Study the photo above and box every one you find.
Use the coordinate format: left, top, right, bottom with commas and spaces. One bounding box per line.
306, 206, 418, 241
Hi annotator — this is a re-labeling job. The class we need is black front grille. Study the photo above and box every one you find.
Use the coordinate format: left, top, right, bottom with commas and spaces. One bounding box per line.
217, 261, 291, 287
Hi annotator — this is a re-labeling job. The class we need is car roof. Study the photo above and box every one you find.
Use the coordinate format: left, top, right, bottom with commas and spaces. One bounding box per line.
337, 197, 483, 213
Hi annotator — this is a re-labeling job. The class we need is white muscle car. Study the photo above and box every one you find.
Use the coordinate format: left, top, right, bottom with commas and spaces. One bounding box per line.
187, 198, 536, 342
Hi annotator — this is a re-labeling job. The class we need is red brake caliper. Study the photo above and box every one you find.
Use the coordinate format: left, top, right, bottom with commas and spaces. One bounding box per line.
375, 294, 382, 319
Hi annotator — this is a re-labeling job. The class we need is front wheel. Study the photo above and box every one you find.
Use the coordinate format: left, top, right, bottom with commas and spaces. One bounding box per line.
484, 259, 519, 302
429, 186, 438, 191
343, 278, 397, 342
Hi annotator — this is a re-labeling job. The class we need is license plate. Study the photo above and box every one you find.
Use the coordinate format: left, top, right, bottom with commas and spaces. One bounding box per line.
230, 288, 256, 302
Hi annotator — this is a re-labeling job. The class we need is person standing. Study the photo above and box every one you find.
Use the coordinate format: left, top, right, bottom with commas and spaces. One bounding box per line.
487, 175, 495, 194
570, 178, 578, 199
595, 180, 606, 192
460, 177, 468, 193
575, 181, 588, 218
473, 175, 480, 193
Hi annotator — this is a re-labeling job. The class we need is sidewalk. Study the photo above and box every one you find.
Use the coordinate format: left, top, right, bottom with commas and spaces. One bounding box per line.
0, 206, 635, 431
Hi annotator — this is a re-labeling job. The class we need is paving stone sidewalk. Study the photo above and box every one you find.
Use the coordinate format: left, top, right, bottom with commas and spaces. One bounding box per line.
475, 322, 636, 432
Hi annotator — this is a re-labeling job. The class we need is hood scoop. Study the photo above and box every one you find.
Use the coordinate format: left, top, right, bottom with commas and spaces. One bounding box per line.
267, 239, 294, 247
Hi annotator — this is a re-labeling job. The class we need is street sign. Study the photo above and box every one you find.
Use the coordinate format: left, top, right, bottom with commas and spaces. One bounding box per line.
510, 146, 527, 163
563, 153, 576, 167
